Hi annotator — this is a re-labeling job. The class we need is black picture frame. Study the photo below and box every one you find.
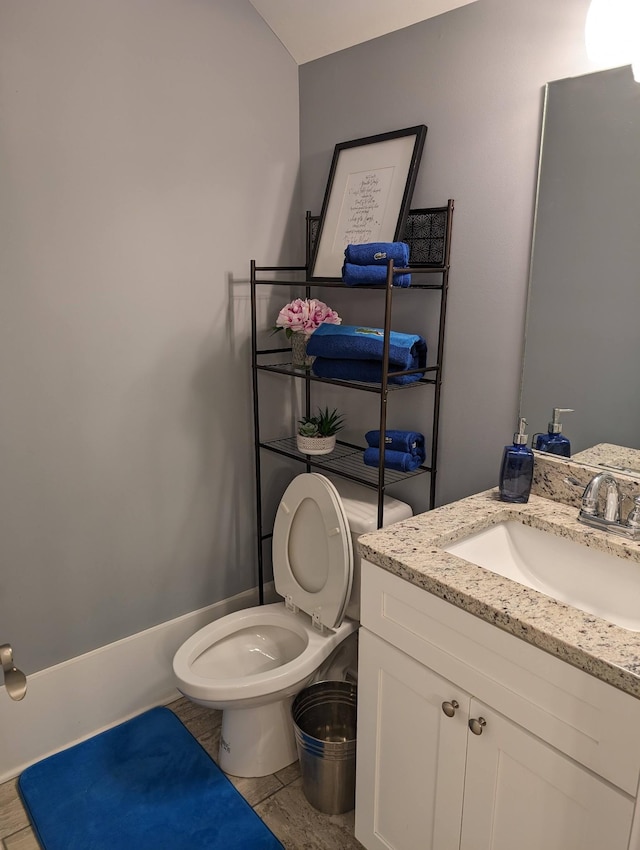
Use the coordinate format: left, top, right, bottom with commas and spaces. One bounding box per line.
308, 125, 427, 280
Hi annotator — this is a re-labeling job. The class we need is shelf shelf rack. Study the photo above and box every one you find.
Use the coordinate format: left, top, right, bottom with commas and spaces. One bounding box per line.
250, 201, 454, 603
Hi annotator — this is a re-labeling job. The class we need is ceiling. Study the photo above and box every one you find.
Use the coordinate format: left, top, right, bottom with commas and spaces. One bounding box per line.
248, 0, 479, 65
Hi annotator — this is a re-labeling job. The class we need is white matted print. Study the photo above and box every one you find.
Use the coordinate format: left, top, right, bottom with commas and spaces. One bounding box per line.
310, 126, 427, 280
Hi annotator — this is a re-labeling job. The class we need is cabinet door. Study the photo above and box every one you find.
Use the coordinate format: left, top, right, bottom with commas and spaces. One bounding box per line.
355, 629, 468, 850
460, 700, 635, 850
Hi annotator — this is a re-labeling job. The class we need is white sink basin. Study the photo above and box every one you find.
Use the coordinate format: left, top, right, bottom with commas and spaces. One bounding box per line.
444, 520, 640, 631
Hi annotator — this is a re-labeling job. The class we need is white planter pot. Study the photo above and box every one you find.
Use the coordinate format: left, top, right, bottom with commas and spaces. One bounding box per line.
296, 434, 336, 455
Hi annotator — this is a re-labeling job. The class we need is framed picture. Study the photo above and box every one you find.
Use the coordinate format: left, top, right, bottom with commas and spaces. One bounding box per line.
309, 125, 427, 280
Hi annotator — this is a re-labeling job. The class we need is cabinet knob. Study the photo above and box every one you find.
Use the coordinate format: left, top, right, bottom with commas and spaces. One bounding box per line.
441, 700, 459, 717
468, 716, 487, 735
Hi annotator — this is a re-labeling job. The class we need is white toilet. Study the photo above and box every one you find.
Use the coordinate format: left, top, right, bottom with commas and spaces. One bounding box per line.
173, 472, 412, 777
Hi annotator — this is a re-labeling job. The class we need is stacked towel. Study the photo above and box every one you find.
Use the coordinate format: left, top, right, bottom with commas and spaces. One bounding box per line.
363, 448, 423, 472
363, 430, 426, 472
311, 358, 420, 385
342, 263, 411, 288
342, 241, 411, 288
306, 324, 427, 385
344, 242, 410, 266
365, 430, 426, 459
307, 324, 426, 369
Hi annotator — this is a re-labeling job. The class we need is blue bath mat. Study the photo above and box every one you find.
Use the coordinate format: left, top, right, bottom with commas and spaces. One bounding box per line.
19, 706, 284, 850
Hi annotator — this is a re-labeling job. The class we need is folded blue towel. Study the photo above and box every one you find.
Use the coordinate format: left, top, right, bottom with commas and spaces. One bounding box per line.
306, 324, 427, 371
342, 263, 411, 288
311, 357, 423, 385
345, 242, 410, 267
365, 430, 426, 460
363, 447, 423, 472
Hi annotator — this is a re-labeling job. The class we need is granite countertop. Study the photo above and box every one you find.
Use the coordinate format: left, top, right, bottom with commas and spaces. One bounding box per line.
572, 443, 640, 476
357, 490, 640, 698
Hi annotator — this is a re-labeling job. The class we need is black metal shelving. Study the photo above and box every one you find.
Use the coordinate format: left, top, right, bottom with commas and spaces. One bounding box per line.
250, 201, 454, 603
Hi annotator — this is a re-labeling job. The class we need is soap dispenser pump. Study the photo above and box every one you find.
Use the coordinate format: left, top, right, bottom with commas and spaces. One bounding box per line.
499, 418, 534, 503
534, 408, 574, 457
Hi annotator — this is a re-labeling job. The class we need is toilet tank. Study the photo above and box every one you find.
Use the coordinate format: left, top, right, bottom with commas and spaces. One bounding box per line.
329, 477, 413, 622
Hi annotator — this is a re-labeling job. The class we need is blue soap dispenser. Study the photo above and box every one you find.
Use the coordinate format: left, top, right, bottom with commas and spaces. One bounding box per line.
499, 418, 534, 503
534, 408, 574, 457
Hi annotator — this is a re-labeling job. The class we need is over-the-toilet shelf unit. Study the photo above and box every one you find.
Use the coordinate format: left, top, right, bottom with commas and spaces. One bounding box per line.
250, 200, 454, 603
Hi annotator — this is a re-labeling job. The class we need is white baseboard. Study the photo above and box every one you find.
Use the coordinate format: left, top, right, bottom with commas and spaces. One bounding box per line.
0, 582, 278, 783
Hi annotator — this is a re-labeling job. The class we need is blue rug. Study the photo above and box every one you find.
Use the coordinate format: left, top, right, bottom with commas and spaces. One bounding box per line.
19, 706, 284, 850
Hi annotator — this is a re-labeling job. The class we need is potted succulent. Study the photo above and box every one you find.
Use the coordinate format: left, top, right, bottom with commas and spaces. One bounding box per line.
296, 406, 345, 455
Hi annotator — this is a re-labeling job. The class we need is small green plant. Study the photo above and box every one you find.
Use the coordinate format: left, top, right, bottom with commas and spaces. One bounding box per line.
298, 419, 320, 438
298, 406, 345, 438
316, 406, 345, 436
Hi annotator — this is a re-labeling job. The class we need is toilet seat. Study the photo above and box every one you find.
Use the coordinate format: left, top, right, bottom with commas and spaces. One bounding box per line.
272, 474, 353, 630
173, 603, 357, 706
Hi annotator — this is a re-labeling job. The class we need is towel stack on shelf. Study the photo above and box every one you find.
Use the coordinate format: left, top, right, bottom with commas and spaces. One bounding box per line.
363, 430, 426, 472
306, 323, 427, 385
342, 242, 412, 288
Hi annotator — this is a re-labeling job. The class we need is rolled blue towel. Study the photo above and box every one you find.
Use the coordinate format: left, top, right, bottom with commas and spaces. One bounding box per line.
311, 357, 423, 385
342, 263, 411, 288
365, 430, 426, 461
345, 242, 410, 267
363, 447, 423, 472
306, 324, 427, 371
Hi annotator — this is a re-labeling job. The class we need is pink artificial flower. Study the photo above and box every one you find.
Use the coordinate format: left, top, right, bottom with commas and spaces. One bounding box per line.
274, 298, 341, 337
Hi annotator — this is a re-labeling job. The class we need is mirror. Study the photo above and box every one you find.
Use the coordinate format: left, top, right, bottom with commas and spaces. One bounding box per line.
520, 65, 640, 455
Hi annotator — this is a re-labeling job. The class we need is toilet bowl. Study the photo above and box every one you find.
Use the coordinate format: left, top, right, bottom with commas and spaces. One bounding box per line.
173, 472, 412, 777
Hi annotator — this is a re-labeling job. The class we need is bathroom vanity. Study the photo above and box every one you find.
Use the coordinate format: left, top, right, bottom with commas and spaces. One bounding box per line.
354, 457, 640, 850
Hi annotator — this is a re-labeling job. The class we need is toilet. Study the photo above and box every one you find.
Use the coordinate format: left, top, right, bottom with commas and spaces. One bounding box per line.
172, 472, 412, 777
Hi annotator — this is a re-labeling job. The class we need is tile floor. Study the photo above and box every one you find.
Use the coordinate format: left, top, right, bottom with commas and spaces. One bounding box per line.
0, 696, 364, 850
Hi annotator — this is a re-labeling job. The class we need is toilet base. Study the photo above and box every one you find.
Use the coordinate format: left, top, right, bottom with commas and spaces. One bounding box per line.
218, 697, 298, 777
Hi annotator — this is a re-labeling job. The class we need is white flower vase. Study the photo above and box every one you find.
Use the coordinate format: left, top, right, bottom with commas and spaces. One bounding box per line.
296, 434, 336, 455
291, 332, 314, 369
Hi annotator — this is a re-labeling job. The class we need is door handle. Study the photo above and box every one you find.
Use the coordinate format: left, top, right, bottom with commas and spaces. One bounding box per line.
468, 716, 486, 735
1, 644, 27, 701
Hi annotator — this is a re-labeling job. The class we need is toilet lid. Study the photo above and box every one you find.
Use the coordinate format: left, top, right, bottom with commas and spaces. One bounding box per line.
272, 473, 353, 630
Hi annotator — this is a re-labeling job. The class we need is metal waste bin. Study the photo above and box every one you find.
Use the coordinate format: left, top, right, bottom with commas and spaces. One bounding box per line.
292, 680, 357, 814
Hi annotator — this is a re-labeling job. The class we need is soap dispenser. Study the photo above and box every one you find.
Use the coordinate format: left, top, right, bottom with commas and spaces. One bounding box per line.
534, 408, 574, 457
499, 418, 534, 503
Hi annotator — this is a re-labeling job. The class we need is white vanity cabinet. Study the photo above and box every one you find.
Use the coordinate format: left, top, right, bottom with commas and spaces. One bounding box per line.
355, 560, 640, 850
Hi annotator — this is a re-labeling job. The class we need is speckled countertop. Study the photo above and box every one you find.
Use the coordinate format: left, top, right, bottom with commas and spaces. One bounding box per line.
572, 443, 640, 475
357, 489, 640, 698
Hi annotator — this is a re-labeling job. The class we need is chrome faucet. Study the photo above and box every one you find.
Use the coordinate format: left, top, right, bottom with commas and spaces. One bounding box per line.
581, 473, 620, 520
1, 644, 27, 701
578, 473, 640, 540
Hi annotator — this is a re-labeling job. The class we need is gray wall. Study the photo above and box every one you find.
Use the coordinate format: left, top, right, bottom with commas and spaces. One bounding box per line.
299, 0, 596, 509
0, 0, 613, 676
0, 0, 300, 673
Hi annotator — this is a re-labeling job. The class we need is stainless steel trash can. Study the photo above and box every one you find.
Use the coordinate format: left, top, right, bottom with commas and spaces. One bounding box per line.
292, 680, 357, 814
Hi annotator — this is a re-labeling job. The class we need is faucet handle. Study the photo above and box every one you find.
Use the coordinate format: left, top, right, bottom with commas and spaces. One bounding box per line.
604, 480, 621, 522
627, 496, 640, 530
